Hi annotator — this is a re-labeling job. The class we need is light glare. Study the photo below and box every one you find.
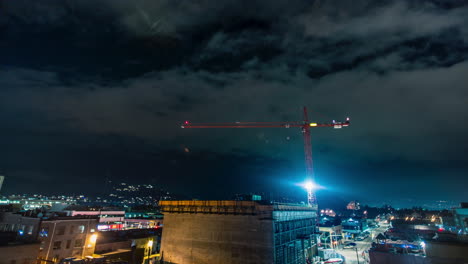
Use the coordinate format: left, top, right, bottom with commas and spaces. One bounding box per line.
304, 181, 316, 191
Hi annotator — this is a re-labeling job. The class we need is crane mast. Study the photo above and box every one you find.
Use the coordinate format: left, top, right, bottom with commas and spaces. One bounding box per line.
181, 107, 350, 209
302, 107, 315, 207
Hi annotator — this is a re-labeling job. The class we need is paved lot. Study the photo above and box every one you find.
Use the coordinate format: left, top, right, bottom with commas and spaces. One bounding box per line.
334, 224, 388, 264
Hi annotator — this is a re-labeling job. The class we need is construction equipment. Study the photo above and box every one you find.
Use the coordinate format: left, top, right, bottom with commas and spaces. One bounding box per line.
181, 107, 350, 208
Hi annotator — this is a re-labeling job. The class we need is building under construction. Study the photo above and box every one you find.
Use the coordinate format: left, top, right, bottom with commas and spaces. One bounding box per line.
159, 200, 318, 264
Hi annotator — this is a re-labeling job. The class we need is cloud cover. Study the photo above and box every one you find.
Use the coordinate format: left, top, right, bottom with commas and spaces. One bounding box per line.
1, 0, 467, 203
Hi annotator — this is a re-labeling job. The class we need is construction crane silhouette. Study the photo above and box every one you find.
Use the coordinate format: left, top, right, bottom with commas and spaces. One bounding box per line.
181, 107, 350, 208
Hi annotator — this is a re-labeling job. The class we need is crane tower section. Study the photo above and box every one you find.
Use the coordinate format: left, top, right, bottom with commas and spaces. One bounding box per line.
180, 107, 350, 208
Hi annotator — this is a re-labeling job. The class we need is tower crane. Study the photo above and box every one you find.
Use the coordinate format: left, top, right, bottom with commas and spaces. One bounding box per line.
181, 107, 350, 208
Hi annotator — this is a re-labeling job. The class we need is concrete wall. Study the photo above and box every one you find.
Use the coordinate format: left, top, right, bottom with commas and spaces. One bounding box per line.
161, 213, 274, 264
0, 243, 40, 264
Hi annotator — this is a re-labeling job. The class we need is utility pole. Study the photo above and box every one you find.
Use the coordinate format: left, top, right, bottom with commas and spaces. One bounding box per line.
355, 248, 360, 264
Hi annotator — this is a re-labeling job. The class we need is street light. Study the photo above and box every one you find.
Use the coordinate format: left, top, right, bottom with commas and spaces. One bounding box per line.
90, 234, 98, 244
146, 240, 154, 264
88, 234, 98, 248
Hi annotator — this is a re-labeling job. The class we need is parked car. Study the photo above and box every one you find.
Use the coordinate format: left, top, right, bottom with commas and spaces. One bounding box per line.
343, 242, 357, 249
355, 236, 365, 241
324, 258, 344, 263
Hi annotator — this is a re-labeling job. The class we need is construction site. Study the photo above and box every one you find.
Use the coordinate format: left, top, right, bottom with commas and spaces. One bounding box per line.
155, 107, 350, 264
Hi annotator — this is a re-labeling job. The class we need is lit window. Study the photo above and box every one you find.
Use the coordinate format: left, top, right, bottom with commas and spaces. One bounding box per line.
78, 225, 85, 233
40, 228, 49, 237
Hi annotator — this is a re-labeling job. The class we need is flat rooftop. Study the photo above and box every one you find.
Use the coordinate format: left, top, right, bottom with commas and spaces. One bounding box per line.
159, 200, 317, 215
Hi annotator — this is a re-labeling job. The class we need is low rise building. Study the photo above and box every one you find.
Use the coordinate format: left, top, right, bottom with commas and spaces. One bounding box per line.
453, 203, 468, 234
64, 210, 125, 223
0, 212, 41, 242
318, 219, 343, 249
63, 210, 125, 231
342, 218, 367, 239
96, 229, 161, 264
124, 218, 162, 230
37, 216, 99, 263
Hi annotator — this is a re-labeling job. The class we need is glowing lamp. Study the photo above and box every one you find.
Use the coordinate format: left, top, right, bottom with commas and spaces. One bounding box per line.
89, 234, 98, 243
147, 240, 153, 247
304, 181, 316, 191
309, 123, 317, 127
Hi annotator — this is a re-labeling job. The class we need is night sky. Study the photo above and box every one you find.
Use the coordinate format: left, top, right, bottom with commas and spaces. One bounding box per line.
1, 0, 467, 207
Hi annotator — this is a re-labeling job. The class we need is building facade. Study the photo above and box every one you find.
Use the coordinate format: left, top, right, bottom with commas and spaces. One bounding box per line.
318, 225, 343, 248
0, 212, 41, 241
37, 217, 99, 263
342, 218, 367, 239
160, 200, 317, 264
64, 210, 125, 231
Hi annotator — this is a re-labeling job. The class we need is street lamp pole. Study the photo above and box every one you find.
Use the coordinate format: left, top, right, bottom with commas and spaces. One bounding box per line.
355, 248, 360, 264
148, 248, 150, 264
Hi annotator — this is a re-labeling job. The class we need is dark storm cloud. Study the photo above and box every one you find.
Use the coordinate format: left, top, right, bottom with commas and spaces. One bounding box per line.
1, 0, 468, 202
3, 0, 467, 76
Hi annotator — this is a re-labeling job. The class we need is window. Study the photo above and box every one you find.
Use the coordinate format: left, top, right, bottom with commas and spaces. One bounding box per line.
27, 225, 33, 235
78, 225, 85, 234
69, 225, 74, 234
39, 228, 49, 237
66, 240, 71, 249
57, 226, 66, 235
74, 239, 83, 248
53, 241, 62, 250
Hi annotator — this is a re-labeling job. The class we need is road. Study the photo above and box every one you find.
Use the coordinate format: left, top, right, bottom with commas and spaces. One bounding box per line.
334, 224, 389, 264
